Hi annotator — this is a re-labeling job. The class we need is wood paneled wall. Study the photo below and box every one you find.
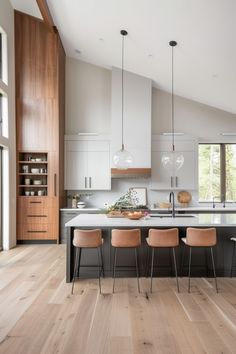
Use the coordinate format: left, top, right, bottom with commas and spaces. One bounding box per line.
15, 11, 66, 241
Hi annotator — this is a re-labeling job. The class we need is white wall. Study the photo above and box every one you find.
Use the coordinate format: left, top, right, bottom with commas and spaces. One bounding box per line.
66, 58, 236, 207
152, 88, 236, 142
0, 0, 16, 249
66, 58, 111, 135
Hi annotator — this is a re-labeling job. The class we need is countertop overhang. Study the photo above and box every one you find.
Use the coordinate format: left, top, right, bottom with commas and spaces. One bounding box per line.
65, 213, 236, 228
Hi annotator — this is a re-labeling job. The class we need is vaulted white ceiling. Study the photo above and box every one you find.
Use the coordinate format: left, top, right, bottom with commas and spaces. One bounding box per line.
10, 0, 236, 114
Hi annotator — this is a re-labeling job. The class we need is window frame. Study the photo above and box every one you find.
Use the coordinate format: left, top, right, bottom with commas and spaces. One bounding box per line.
198, 143, 236, 203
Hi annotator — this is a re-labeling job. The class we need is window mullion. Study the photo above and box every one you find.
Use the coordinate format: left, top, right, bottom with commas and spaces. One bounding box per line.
221, 144, 226, 203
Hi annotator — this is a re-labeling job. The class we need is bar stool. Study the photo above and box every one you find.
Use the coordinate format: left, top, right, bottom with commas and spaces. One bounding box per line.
230, 237, 236, 277
71, 229, 104, 294
146, 228, 179, 293
111, 229, 141, 293
181, 227, 218, 293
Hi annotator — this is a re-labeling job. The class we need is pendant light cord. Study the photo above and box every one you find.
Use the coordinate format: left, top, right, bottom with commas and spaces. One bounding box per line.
121, 34, 125, 150
171, 44, 175, 152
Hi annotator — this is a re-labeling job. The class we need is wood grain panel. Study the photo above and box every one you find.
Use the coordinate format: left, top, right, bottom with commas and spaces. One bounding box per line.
15, 11, 66, 242
111, 168, 151, 177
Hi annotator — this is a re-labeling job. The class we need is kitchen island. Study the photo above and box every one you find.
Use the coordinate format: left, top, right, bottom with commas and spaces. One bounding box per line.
65, 213, 236, 282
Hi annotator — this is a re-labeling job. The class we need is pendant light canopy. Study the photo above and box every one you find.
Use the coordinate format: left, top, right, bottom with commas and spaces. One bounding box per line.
113, 30, 133, 170
161, 41, 184, 171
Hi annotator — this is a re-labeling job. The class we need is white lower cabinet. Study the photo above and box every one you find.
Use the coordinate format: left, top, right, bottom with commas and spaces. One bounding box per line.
65, 139, 111, 190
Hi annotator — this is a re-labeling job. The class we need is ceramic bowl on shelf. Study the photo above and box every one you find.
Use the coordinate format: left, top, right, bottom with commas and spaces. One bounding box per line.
33, 180, 42, 185
35, 158, 42, 162
31, 168, 40, 173
25, 191, 30, 196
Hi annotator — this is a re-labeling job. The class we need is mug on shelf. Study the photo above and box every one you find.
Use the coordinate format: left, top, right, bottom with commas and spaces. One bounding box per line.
22, 165, 29, 173
25, 178, 31, 185
37, 190, 44, 196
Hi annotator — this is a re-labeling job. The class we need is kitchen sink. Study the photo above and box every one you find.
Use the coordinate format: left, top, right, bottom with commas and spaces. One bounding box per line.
149, 214, 196, 218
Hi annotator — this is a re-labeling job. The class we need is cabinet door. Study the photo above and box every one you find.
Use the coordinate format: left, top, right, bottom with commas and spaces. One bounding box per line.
175, 151, 196, 190
64, 151, 87, 189
150, 151, 173, 190
87, 151, 111, 190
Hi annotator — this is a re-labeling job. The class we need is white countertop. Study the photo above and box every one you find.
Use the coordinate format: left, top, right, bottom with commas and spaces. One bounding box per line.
65, 213, 236, 228
150, 206, 236, 211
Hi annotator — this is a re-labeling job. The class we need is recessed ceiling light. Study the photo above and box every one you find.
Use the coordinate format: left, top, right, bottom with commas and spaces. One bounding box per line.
75, 49, 81, 54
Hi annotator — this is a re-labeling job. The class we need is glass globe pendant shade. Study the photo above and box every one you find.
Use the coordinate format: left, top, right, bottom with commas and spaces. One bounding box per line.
161, 151, 184, 170
113, 147, 133, 169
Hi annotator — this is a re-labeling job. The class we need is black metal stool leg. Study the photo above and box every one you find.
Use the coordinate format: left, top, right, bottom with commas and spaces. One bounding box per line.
210, 247, 218, 293
97, 248, 101, 294
181, 243, 186, 276
100, 246, 105, 277
231, 242, 236, 277
72, 247, 79, 295
172, 247, 180, 293
135, 248, 140, 293
113, 248, 117, 293
77, 247, 82, 278
205, 248, 209, 277
188, 247, 192, 293
145, 246, 150, 277
150, 248, 155, 293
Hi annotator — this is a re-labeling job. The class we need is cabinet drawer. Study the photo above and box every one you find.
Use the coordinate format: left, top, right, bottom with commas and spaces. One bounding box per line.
18, 196, 54, 209
17, 223, 57, 240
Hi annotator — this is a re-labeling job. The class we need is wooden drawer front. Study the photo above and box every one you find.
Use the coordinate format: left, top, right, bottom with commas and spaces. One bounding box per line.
18, 197, 55, 209
17, 223, 57, 240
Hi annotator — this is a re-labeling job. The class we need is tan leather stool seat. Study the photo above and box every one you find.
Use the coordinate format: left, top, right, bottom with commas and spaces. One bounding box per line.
146, 228, 179, 293
182, 227, 218, 293
111, 229, 141, 248
147, 228, 179, 248
111, 229, 141, 293
73, 229, 103, 248
185, 228, 216, 247
72, 229, 104, 295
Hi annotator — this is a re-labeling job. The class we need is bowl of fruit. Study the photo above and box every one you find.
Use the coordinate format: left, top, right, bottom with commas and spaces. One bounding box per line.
126, 211, 143, 220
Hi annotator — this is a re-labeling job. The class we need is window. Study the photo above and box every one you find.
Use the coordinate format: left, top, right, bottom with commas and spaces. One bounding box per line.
199, 144, 236, 202
0, 27, 7, 84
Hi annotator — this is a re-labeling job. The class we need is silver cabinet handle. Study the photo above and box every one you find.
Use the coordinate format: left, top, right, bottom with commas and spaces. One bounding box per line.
175, 176, 178, 187
171, 176, 173, 188
89, 177, 92, 188
85, 177, 87, 188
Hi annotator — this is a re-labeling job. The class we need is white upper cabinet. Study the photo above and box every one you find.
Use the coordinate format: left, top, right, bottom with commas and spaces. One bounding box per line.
150, 135, 198, 190
64, 137, 111, 190
111, 68, 152, 168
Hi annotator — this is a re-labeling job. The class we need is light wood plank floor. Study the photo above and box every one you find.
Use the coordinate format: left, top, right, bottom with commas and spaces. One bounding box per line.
0, 245, 236, 354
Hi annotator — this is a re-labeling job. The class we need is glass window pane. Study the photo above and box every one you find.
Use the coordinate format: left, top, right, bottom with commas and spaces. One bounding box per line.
0, 90, 8, 138
225, 144, 236, 201
198, 144, 221, 202
0, 27, 7, 84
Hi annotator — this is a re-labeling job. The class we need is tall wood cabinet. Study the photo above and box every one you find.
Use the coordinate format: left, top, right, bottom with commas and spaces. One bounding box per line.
15, 11, 66, 242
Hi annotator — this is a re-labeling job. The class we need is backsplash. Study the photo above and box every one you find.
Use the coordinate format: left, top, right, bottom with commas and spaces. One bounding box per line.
67, 178, 199, 209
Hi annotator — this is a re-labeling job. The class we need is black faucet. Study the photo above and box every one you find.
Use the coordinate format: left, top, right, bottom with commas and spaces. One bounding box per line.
169, 192, 175, 218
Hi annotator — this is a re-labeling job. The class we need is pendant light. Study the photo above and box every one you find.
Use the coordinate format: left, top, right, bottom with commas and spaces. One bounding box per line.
161, 41, 184, 170
113, 30, 133, 169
